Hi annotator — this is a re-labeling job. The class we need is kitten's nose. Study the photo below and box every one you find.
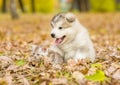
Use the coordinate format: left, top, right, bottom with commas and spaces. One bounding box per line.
51, 33, 55, 38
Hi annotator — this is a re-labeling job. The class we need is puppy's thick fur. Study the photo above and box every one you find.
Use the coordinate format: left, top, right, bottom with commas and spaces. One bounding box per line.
50, 12, 95, 62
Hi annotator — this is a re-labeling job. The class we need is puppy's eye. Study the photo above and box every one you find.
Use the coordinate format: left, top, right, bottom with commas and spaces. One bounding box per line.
59, 27, 62, 29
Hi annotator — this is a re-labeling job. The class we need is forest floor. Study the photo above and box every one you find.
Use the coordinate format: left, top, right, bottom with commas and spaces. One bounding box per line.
0, 13, 120, 85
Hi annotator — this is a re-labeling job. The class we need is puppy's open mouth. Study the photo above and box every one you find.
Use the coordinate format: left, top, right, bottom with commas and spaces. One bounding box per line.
55, 35, 66, 45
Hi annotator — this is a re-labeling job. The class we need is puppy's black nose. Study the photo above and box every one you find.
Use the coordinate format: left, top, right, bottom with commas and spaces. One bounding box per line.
51, 33, 55, 38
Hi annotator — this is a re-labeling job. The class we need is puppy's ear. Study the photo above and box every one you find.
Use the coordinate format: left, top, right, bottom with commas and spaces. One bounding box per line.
65, 13, 75, 23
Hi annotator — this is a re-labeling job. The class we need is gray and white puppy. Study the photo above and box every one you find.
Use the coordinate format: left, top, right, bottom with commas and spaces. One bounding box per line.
50, 12, 96, 62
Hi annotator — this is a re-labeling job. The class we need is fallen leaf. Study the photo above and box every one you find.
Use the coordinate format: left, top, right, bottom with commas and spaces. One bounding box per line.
5, 72, 12, 85
22, 76, 30, 85
0, 78, 8, 85
51, 78, 68, 85
72, 71, 86, 84
15, 60, 26, 66
85, 70, 106, 82
112, 69, 120, 80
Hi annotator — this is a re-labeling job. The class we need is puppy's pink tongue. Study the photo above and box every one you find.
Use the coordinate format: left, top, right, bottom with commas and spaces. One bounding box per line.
55, 38, 62, 45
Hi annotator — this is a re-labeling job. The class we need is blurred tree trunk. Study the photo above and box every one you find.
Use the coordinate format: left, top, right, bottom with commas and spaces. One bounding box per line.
80, 0, 90, 11
70, 0, 90, 12
18, 0, 25, 12
116, 0, 120, 10
116, 0, 120, 3
31, 0, 35, 13
10, 0, 19, 19
85, 0, 90, 11
2, 0, 7, 13
76, 0, 81, 11
70, 0, 80, 11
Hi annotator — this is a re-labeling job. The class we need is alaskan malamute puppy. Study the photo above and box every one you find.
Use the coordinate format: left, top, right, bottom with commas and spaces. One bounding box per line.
50, 12, 96, 62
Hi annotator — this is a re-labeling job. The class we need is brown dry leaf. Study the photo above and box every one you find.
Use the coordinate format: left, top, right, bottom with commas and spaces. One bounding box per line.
40, 72, 50, 79
0, 78, 8, 85
86, 81, 99, 85
51, 78, 68, 85
0, 56, 13, 63
112, 69, 120, 80
87, 67, 97, 76
4, 72, 12, 85
40, 81, 47, 85
22, 76, 30, 85
0, 56, 13, 68
6, 65, 18, 71
105, 63, 120, 77
72, 71, 86, 85
67, 59, 77, 66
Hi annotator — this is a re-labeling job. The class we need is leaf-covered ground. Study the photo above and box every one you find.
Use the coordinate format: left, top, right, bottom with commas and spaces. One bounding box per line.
0, 13, 120, 85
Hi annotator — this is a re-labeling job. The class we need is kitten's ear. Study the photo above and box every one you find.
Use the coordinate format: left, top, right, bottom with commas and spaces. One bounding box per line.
65, 13, 76, 23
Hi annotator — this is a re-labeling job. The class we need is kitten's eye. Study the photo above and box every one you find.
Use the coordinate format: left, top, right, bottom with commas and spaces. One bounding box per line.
59, 27, 62, 29
37, 54, 40, 56
33, 53, 35, 55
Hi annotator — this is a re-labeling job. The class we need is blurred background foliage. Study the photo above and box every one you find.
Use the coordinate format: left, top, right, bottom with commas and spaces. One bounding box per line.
90, 0, 116, 12
0, 0, 56, 13
36, 0, 54, 13
0, 0, 120, 19
0, 0, 120, 13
